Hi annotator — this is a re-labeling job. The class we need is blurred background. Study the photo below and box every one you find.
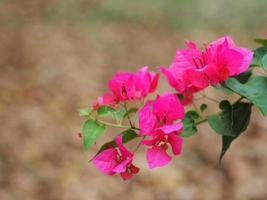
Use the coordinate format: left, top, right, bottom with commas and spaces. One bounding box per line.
1, 0, 267, 199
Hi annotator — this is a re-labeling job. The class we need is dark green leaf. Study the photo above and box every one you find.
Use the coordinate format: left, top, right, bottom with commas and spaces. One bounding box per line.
79, 108, 92, 116
208, 100, 235, 137
185, 110, 200, 120
200, 104, 208, 112
181, 110, 200, 138
251, 46, 267, 66
181, 118, 197, 138
97, 105, 116, 116
233, 69, 252, 84
254, 38, 267, 46
225, 76, 267, 115
219, 102, 252, 162
82, 119, 106, 150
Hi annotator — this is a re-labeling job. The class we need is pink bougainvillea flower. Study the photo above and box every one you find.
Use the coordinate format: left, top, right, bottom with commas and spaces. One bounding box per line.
144, 133, 183, 169
139, 92, 184, 135
93, 92, 118, 110
138, 92, 184, 169
108, 66, 159, 102
92, 136, 139, 180
92, 66, 158, 109
160, 36, 253, 95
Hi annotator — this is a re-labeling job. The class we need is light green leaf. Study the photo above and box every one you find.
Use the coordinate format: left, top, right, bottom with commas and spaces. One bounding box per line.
251, 46, 267, 66
79, 108, 92, 116
82, 119, 106, 150
112, 109, 127, 123
225, 76, 267, 115
97, 106, 116, 116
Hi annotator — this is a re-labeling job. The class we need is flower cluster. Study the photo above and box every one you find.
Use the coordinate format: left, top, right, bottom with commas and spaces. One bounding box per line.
139, 93, 184, 169
161, 36, 253, 104
85, 36, 253, 180
93, 66, 159, 109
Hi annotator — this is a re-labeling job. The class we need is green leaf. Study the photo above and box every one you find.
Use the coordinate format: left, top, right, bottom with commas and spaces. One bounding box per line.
79, 108, 92, 116
200, 104, 208, 112
262, 54, 267, 69
254, 38, 267, 46
225, 76, 267, 116
208, 100, 252, 162
93, 129, 139, 157
112, 109, 127, 124
181, 110, 200, 138
123, 107, 138, 118
217, 70, 252, 95
97, 106, 116, 116
219, 102, 252, 162
233, 69, 252, 84
251, 46, 267, 66
82, 119, 106, 150
208, 100, 235, 137
181, 118, 197, 138
185, 110, 200, 119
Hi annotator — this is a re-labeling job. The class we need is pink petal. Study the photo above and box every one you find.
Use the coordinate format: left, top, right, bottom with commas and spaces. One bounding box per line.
210, 36, 235, 47
173, 45, 202, 69
185, 69, 209, 89
160, 66, 187, 93
134, 66, 159, 98
220, 48, 243, 75
149, 72, 159, 93
157, 123, 183, 134
147, 146, 172, 169
185, 40, 197, 49
142, 134, 165, 146
97, 92, 117, 107
167, 134, 183, 155
138, 101, 157, 135
92, 148, 118, 175
153, 93, 185, 122
115, 135, 133, 158
204, 63, 229, 85
113, 158, 132, 173
108, 72, 135, 101
235, 48, 253, 74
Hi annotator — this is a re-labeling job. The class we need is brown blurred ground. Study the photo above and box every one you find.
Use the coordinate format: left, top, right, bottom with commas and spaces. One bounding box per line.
1, 0, 267, 200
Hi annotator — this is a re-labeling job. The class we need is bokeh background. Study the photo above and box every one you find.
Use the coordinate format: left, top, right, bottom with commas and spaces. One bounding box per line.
1, 0, 267, 200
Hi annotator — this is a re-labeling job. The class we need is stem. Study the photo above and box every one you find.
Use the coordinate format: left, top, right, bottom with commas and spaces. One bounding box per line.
123, 103, 134, 127
90, 116, 139, 130
134, 136, 145, 152
234, 96, 243, 104
195, 118, 208, 125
